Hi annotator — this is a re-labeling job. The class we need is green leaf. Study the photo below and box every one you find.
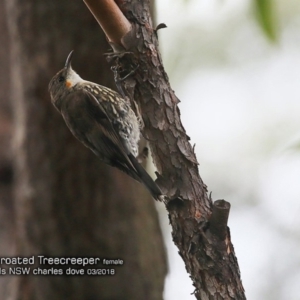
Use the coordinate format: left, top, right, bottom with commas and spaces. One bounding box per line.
254, 0, 278, 41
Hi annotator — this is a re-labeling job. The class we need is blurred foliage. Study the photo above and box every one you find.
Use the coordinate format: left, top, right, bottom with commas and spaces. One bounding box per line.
158, 0, 283, 86
254, 0, 278, 41
178, 0, 279, 41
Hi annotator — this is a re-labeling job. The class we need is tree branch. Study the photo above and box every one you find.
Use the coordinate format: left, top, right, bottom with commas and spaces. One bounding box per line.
209, 199, 231, 241
83, 0, 131, 45
83, 0, 246, 299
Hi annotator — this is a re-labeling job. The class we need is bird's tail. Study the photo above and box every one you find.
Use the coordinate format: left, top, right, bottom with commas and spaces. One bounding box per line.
128, 153, 162, 200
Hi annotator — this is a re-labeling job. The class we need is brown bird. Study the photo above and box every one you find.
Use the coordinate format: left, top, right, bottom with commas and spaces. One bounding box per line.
48, 51, 162, 200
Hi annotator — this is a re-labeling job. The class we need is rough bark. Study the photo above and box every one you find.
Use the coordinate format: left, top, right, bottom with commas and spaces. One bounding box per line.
83, 0, 246, 299
4, 1, 167, 299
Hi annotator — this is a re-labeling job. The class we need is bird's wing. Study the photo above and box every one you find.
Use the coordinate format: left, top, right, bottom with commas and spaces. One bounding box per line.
60, 89, 142, 182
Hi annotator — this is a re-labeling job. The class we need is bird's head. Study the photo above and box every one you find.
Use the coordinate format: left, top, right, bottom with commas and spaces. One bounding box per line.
48, 50, 82, 109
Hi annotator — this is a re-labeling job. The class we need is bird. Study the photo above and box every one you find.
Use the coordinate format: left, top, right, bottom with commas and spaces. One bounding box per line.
48, 51, 162, 200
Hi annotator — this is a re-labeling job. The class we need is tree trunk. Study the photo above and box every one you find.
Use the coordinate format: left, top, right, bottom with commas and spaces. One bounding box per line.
82, 0, 246, 299
0, 0, 15, 296
4, 1, 167, 299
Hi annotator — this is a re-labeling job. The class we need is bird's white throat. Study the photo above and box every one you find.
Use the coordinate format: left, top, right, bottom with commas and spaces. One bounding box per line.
66, 70, 83, 88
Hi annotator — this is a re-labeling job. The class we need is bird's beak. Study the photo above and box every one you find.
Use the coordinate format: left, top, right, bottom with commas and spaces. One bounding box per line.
64, 50, 74, 70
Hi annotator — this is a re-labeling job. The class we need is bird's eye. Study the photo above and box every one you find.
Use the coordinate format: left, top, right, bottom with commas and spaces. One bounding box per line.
58, 76, 65, 82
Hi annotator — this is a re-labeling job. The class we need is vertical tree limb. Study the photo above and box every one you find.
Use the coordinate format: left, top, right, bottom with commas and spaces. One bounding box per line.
83, 0, 246, 299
